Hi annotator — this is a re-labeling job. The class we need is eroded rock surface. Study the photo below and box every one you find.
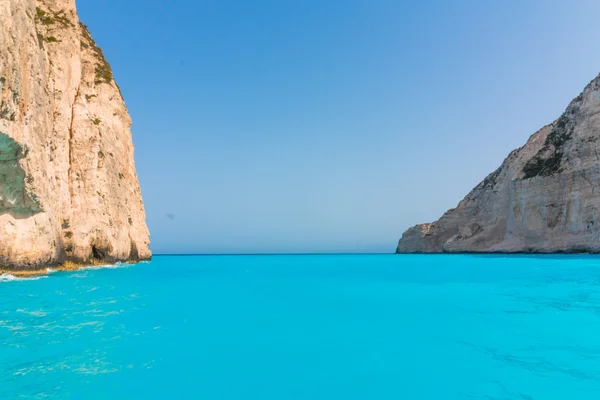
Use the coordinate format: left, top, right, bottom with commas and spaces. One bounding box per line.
0, 0, 150, 269
397, 72, 600, 253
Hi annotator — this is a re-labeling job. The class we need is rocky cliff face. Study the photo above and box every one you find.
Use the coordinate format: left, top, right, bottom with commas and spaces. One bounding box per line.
0, 0, 150, 270
397, 72, 600, 254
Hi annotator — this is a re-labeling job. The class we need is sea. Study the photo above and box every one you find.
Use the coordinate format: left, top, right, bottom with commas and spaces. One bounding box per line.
1, 254, 600, 399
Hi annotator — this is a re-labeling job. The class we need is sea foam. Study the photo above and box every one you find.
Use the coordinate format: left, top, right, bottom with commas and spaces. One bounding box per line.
0, 273, 48, 283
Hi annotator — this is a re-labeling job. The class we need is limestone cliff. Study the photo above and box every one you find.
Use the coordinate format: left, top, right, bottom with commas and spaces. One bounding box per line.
0, 0, 150, 270
397, 72, 600, 253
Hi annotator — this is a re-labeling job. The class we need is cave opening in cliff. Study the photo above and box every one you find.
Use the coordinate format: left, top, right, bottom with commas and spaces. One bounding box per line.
91, 245, 107, 261
129, 241, 139, 261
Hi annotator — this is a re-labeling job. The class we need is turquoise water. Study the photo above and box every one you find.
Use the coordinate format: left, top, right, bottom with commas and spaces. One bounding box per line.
2, 254, 600, 399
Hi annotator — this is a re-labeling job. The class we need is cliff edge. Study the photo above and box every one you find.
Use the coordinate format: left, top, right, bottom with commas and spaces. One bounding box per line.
397, 71, 600, 254
0, 0, 150, 270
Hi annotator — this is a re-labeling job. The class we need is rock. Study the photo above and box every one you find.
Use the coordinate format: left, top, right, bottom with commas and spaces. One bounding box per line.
397, 72, 600, 254
0, 0, 150, 270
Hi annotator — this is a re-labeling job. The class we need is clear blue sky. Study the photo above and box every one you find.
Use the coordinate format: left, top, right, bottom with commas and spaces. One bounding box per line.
77, 0, 600, 254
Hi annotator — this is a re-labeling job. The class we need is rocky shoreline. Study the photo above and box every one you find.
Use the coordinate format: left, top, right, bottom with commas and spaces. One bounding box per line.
0, 256, 152, 278
0, 256, 152, 277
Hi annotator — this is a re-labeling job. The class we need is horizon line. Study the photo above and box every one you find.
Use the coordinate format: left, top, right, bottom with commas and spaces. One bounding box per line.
152, 252, 395, 256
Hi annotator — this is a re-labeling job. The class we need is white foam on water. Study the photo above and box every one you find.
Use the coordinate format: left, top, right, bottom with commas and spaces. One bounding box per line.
0, 273, 48, 283
1, 261, 141, 283
68, 273, 89, 279
82, 262, 132, 271
16, 308, 48, 317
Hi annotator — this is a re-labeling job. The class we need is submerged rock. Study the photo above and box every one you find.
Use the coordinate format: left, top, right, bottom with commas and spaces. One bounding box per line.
0, 0, 150, 270
397, 72, 600, 253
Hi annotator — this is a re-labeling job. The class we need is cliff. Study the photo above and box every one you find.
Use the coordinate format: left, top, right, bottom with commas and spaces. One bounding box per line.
0, 0, 150, 271
397, 72, 600, 253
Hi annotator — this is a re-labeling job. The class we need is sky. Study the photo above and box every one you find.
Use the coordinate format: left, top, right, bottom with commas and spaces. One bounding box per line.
77, 0, 600, 254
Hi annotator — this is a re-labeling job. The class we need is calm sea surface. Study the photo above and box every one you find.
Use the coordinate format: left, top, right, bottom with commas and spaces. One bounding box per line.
1, 254, 600, 399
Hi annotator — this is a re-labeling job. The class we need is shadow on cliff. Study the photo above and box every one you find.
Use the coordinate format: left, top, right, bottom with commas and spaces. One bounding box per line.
0, 132, 42, 219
